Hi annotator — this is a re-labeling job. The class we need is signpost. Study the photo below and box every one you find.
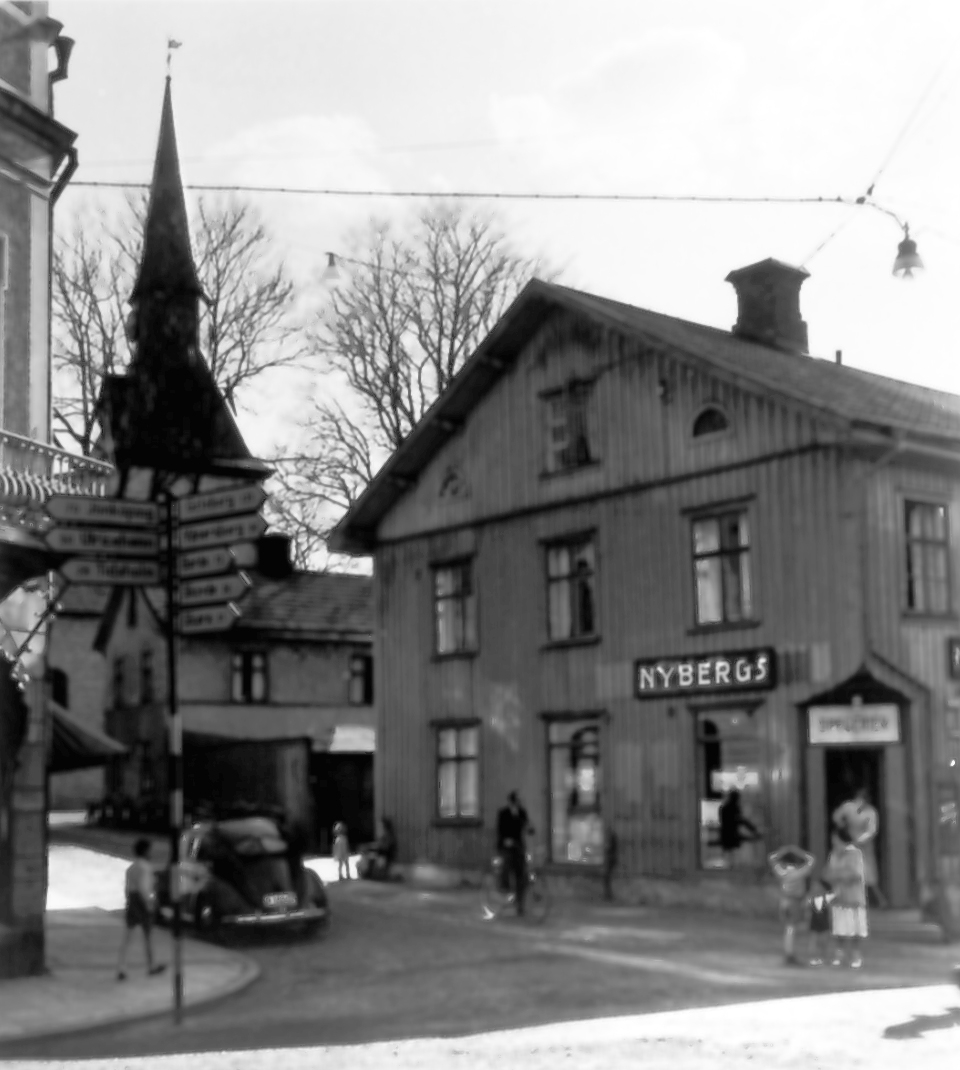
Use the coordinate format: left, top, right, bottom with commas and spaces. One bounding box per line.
43, 481, 268, 1026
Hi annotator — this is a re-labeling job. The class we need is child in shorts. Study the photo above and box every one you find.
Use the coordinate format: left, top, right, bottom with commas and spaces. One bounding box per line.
806, 877, 834, 965
117, 837, 166, 981
333, 821, 351, 880
768, 844, 816, 966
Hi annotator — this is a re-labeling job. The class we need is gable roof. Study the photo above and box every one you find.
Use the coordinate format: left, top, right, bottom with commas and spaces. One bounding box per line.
330, 278, 960, 554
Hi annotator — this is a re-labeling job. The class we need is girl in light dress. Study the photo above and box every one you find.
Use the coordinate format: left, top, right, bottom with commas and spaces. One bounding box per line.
823, 827, 868, 968
333, 821, 351, 880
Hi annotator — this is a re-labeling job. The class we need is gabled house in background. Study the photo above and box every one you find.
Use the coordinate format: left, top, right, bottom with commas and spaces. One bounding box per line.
95, 534, 375, 851
331, 260, 960, 917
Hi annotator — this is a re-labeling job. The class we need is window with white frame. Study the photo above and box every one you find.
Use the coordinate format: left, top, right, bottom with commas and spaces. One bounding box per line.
543, 379, 596, 473
692, 509, 754, 625
546, 535, 597, 641
434, 561, 477, 655
436, 722, 480, 820
904, 500, 949, 614
348, 653, 373, 705
231, 651, 268, 703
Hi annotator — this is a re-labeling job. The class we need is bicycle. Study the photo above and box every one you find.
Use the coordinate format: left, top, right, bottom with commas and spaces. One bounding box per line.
480, 845, 551, 923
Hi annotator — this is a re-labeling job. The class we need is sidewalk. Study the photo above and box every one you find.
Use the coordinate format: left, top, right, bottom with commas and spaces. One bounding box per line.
0, 909, 259, 1043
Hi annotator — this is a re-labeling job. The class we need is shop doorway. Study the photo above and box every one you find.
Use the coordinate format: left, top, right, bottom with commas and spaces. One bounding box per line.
824, 747, 883, 889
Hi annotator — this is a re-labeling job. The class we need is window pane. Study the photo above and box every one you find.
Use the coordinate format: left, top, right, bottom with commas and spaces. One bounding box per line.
435, 568, 457, 598
250, 660, 267, 701
906, 503, 923, 537
737, 514, 750, 548
437, 728, 457, 759
720, 513, 743, 550
722, 553, 744, 621
932, 506, 947, 540
695, 558, 722, 623
458, 759, 479, 817
573, 540, 595, 572
548, 578, 572, 639
438, 762, 457, 818
739, 550, 753, 617
693, 519, 720, 555
436, 598, 459, 653
573, 573, 596, 635
458, 726, 479, 757
547, 546, 571, 579
231, 655, 244, 702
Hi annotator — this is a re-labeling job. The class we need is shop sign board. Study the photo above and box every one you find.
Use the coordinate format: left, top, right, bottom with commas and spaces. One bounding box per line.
808, 704, 901, 746
176, 484, 267, 525
176, 513, 266, 552
60, 557, 161, 586
45, 495, 159, 528
45, 526, 159, 557
948, 637, 960, 680
635, 648, 775, 699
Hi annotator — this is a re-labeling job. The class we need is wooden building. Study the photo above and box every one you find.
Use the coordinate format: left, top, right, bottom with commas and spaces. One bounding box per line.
331, 259, 960, 912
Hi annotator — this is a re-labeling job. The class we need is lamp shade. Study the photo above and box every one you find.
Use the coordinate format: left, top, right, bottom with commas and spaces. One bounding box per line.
893, 235, 924, 279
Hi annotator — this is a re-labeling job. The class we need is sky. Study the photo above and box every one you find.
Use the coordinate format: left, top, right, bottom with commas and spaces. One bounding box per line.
50, 0, 960, 460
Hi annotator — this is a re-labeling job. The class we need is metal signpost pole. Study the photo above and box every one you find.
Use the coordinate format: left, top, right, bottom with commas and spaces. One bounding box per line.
164, 491, 184, 1024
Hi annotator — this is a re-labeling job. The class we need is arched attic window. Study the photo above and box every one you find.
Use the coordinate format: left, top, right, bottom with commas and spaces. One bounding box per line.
692, 406, 729, 438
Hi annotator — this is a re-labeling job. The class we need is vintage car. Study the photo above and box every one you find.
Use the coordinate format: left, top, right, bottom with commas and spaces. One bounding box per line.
157, 816, 328, 937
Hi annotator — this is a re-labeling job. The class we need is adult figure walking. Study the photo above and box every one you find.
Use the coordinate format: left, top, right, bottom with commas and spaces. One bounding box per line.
833, 786, 887, 908
718, 788, 759, 869
496, 791, 533, 915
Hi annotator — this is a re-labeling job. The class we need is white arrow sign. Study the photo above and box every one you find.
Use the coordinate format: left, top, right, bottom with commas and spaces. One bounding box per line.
177, 603, 241, 635
177, 513, 266, 552
45, 526, 159, 557
45, 495, 159, 528
60, 557, 161, 586
177, 483, 267, 525
177, 541, 258, 579
179, 572, 252, 607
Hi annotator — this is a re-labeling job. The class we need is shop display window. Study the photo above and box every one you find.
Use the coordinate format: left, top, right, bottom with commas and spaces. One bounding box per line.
547, 717, 603, 865
696, 708, 764, 870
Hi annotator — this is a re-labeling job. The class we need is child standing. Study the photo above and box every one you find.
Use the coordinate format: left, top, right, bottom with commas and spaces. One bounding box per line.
117, 837, 166, 981
824, 827, 868, 968
806, 878, 834, 965
768, 844, 816, 965
333, 821, 351, 880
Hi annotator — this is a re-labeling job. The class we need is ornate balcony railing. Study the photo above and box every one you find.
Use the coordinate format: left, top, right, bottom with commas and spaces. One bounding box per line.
0, 428, 113, 515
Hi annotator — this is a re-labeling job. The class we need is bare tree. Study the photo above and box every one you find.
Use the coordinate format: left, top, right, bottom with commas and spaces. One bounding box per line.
270, 201, 552, 567
52, 196, 303, 455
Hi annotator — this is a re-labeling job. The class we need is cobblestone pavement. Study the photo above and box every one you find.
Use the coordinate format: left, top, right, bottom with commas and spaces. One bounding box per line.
4, 835, 959, 1064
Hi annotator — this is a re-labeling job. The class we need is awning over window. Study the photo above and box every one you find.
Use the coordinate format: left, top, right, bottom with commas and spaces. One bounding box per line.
48, 701, 127, 773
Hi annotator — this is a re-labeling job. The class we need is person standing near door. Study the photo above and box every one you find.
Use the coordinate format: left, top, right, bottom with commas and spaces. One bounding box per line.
833, 786, 887, 909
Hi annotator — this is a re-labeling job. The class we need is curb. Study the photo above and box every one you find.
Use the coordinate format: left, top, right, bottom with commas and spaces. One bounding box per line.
0, 945, 261, 1047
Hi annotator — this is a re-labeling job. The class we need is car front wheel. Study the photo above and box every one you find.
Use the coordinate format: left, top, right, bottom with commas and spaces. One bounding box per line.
194, 894, 222, 940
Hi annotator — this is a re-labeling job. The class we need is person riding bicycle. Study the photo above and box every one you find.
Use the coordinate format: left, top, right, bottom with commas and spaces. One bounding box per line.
496, 791, 534, 916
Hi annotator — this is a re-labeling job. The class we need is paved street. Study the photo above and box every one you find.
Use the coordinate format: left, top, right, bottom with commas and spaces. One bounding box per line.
1, 835, 958, 1067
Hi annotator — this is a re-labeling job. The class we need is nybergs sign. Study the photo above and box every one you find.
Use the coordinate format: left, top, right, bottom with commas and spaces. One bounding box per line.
635, 648, 776, 699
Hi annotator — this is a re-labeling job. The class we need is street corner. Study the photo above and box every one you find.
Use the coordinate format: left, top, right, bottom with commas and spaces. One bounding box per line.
0, 910, 260, 1044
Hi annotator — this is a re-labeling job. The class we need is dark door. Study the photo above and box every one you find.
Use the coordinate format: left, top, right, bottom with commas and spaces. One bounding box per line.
824, 747, 883, 880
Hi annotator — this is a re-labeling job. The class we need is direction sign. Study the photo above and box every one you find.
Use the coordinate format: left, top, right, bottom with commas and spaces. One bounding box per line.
177, 603, 241, 635
45, 526, 159, 557
177, 484, 267, 525
60, 557, 161, 586
177, 541, 258, 579
45, 495, 159, 528
177, 513, 266, 552
179, 572, 251, 608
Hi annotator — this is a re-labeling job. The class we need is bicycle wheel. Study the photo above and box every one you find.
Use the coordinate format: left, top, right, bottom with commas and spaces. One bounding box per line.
524, 872, 550, 924
480, 869, 513, 920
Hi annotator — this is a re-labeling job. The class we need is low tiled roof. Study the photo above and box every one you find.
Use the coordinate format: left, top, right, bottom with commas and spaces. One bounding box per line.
233, 570, 372, 638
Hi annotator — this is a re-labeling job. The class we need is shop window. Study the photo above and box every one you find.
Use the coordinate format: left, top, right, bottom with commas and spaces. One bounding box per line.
231, 651, 268, 703
434, 561, 477, 655
543, 379, 596, 473
692, 509, 754, 625
546, 535, 597, 642
547, 717, 603, 865
696, 709, 764, 871
435, 722, 480, 820
348, 653, 373, 705
140, 649, 154, 703
50, 668, 68, 708
692, 406, 729, 437
904, 501, 949, 614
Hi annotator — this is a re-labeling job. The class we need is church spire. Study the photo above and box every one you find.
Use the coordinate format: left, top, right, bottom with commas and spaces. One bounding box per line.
130, 76, 203, 302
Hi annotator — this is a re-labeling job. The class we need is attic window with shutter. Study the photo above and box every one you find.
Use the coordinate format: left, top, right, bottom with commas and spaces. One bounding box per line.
543, 379, 597, 473
692, 406, 729, 438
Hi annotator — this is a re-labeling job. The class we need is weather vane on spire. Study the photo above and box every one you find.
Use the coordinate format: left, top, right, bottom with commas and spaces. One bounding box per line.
166, 37, 182, 75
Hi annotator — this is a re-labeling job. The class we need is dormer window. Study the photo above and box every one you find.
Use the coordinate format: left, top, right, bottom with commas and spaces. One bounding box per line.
543, 379, 596, 473
692, 406, 729, 438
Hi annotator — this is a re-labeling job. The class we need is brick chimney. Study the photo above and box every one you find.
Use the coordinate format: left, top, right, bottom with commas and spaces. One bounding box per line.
725, 258, 810, 355
257, 534, 294, 579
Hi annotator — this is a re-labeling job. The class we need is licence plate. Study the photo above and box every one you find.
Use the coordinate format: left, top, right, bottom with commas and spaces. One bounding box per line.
263, 892, 297, 910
